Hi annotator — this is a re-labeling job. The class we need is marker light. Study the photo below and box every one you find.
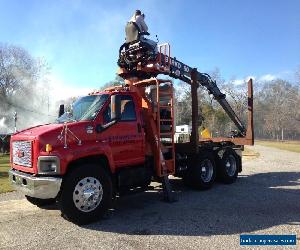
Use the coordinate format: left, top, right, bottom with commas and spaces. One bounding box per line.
45, 144, 53, 153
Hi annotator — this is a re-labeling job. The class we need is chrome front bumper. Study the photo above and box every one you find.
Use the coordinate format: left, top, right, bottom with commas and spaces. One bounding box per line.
9, 169, 62, 199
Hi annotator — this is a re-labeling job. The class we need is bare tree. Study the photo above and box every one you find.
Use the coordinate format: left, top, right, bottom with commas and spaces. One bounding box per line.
0, 45, 39, 100
258, 79, 299, 140
0, 44, 50, 130
222, 79, 248, 123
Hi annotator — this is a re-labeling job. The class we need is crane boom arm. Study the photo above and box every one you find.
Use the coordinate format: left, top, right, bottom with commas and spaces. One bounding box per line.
161, 54, 246, 135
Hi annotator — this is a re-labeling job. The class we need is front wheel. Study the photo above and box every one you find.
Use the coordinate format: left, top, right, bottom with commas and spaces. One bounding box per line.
184, 152, 216, 190
60, 164, 112, 225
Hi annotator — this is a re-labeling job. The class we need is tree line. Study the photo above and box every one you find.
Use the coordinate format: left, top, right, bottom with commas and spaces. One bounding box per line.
175, 68, 300, 140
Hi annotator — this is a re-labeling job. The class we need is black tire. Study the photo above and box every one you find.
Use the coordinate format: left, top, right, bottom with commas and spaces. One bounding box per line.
60, 164, 112, 225
183, 152, 216, 190
216, 148, 240, 184
25, 196, 56, 207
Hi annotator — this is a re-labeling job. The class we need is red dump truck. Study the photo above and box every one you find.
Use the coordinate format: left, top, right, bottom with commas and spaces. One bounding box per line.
9, 29, 254, 224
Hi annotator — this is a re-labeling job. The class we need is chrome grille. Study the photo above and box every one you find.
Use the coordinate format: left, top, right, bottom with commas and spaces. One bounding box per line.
12, 141, 32, 167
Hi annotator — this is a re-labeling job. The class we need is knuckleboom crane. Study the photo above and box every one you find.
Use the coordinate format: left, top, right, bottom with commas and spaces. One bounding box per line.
7, 22, 255, 225
117, 42, 254, 201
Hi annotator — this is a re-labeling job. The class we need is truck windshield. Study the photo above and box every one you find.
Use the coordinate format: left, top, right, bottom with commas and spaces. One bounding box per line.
57, 94, 109, 123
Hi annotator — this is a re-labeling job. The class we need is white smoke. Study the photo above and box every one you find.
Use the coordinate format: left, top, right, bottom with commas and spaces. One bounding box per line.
48, 74, 92, 101
0, 117, 6, 129
1, 71, 93, 133
0, 117, 13, 134
0, 117, 5, 127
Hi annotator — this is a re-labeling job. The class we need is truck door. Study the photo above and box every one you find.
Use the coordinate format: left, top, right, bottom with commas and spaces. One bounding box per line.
99, 94, 145, 167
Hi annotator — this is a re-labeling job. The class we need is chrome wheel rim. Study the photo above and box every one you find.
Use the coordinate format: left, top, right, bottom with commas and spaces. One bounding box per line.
225, 155, 237, 177
73, 177, 103, 213
200, 159, 214, 183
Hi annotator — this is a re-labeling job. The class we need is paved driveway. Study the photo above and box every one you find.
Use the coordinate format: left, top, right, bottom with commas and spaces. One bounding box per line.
0, 145, 299, 249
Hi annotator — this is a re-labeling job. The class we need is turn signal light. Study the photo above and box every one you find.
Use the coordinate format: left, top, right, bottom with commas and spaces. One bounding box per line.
45, 144, 53, 153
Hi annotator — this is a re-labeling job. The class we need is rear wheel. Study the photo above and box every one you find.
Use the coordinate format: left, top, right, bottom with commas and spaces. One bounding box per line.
25, 196, 56, 207
216, 148, 240, 184
184, 152, 216, 190
60, 164, 112, 225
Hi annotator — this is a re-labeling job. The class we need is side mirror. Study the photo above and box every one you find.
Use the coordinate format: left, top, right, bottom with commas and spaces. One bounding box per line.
111, 95, 121, 121
58, 104, 65, 118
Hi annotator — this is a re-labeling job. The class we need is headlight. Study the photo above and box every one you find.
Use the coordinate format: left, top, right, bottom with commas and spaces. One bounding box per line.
38, 156, 60, 175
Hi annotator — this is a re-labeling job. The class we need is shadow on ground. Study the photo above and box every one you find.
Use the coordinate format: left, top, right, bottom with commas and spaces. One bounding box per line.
47, 171, 300, 236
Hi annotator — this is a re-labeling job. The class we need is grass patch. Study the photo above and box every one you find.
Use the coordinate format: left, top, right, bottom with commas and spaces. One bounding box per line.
256, 140, 300, 153
0, 154, 14, 193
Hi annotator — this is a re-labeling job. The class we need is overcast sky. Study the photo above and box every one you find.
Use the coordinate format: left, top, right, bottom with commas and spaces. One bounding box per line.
1, 0, 299, 97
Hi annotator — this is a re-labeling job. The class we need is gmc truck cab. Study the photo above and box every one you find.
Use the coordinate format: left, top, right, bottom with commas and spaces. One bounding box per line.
9, 90, 152, 224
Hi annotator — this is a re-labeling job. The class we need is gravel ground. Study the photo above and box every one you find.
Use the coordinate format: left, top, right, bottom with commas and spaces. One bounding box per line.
0, 145, 299, 250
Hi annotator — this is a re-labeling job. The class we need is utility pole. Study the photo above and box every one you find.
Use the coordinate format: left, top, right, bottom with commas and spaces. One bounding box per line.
13, 112, 17, 132
48, 95, 50, 123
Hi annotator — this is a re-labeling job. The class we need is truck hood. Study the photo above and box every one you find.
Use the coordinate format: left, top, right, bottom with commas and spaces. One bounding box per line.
12, 121, 95, 147
11, 121, 95, 174
14, 124, 64, 139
